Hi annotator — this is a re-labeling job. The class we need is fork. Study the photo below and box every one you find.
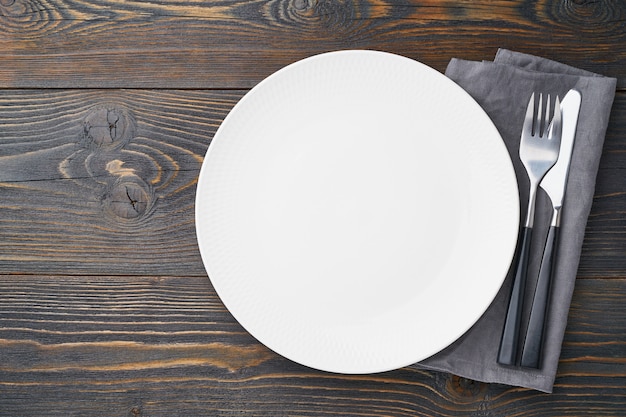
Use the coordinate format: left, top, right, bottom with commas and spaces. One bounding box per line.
498, 93, 562, 366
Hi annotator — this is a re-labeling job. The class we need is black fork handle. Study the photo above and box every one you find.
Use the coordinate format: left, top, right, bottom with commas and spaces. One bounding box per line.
498, 226, 532, 366
521, 225, 559, 368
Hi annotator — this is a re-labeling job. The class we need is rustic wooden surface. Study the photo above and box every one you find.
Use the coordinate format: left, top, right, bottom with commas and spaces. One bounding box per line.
0, 0, 625, 416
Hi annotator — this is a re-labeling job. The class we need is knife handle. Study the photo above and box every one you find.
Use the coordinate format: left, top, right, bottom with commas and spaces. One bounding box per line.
498, 226, 532, 366
521, 224, 559, 368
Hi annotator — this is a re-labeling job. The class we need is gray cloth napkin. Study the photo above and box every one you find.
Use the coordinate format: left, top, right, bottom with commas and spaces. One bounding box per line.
411, 49, 617, 393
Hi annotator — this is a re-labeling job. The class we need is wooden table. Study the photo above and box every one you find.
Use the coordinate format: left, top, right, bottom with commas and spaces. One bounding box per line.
1, 1, 624, 415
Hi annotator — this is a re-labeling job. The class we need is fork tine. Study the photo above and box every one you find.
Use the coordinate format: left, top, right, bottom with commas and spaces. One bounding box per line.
543, 94, 551, 137
548, 96, 561, 140
523, 92, 535, 137
536, 93, 543, 136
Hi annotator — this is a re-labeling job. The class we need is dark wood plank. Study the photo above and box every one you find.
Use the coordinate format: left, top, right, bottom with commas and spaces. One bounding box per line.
1, 0, 625, 88
577, 93, 626, 278
0, 0, 622, 414
0, 89, 244, 275
1, 89, 624, 277
0, 275, 624, 416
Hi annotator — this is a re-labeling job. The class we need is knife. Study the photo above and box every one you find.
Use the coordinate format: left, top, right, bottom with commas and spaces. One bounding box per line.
520, 89, 582, 368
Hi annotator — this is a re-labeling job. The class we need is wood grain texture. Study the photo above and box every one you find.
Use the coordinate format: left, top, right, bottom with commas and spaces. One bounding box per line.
0, 89, 244, 275
577, 92, 626, 278
1, 0, 625, 88
0, 3, 624, 411
1, 89, 624, 278
0, 275, 624, 416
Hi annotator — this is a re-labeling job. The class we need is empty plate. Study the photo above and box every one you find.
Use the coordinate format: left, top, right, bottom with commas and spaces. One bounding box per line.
195, 50, 519, 373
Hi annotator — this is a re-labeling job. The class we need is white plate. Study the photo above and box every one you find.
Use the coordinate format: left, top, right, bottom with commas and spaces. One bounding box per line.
196, 50, 519, 373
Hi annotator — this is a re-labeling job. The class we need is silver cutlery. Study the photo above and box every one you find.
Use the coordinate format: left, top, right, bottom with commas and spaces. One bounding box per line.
498, 92, 563, 366
520, 90, 582, 368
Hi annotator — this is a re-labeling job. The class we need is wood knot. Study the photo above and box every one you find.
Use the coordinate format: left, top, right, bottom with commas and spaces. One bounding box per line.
312, 0, 356, 22
292, 0, 309, 11
446, 375, 488, 400
105, 177, 153, 220
276, 0, 360, 35
128, 406, 143, 417
82, 104, 136, 151
556, 0, 622, 29
567, 0, 607, 15
0, 0, 49, 33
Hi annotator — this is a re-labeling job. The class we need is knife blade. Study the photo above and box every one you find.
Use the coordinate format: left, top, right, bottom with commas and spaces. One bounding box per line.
520, 89, 582, 368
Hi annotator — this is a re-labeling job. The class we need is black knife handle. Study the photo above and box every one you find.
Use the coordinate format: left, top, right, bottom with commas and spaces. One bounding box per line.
521, 225, 559, 368
498, 226, 533, 366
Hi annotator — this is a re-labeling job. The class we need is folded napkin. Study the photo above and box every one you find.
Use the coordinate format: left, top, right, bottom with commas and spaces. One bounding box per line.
412, 49, 617, 393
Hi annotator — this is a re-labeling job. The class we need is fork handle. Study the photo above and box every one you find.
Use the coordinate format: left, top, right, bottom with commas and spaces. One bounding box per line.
498, 226, 532, 366
521, 222, 559, 368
